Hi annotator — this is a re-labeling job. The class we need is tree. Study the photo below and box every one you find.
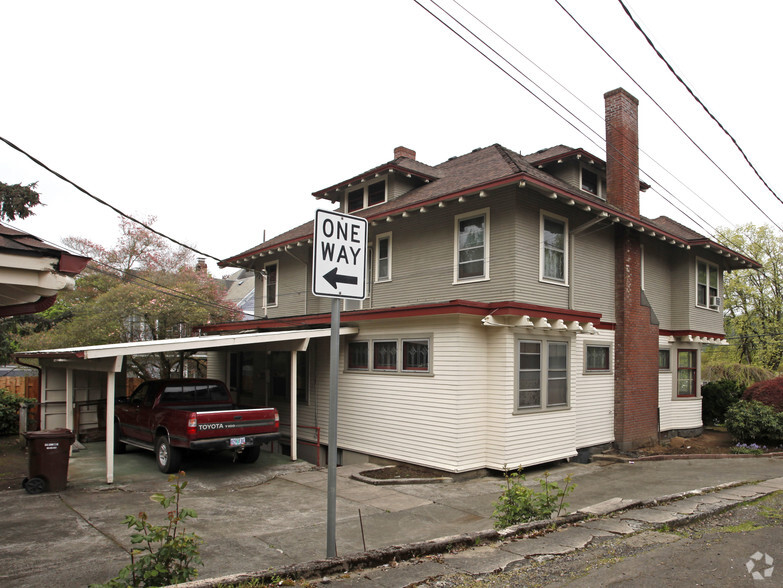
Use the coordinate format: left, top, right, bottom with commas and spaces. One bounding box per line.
0, 180, 41, 221
17, 218, 241, 379
719, 223, 783, 372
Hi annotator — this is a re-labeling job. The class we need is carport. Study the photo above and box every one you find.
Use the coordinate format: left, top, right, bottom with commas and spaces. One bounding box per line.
14, 327, 357, 483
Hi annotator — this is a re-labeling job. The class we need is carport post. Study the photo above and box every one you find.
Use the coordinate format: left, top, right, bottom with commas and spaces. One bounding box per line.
104, 355, 123, 484
65, 369, 74, 435
326, 297, 339, 558
290, 350, 297, 461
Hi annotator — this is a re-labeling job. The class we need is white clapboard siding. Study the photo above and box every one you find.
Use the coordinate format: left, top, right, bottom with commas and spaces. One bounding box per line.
572, 329, 615, 448
657, 337, 702, 432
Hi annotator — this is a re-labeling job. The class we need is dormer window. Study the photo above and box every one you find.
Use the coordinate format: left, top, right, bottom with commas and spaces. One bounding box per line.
346, 179, 386, 212
580, 167, 604, 199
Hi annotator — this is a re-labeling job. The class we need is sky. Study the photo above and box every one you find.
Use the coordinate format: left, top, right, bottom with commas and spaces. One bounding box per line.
1, 0, 781, 276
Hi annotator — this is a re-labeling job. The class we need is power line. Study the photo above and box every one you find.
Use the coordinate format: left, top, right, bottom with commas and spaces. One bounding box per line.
617, 0, 783, 209
415, 0, 752, 255
552, 0, 783, 234
0, 134, 223, 263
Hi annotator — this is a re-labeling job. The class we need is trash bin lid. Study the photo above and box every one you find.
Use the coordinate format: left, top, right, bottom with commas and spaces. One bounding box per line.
23, 428, 75, 441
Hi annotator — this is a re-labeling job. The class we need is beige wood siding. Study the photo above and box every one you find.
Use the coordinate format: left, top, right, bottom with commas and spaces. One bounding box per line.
571, 224, 615, 323
644, 240, 673, 329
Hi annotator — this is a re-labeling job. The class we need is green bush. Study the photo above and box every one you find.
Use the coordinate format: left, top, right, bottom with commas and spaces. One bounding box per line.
492, 467, 575, 529
725, 400, 783, 444
701, 379, 744, 425
90, 472, 203, 588
0, 388, 35, 435
743, 376, 783, 413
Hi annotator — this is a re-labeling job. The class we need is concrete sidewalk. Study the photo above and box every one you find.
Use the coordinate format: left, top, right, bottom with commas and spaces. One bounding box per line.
0, 443, 781, 587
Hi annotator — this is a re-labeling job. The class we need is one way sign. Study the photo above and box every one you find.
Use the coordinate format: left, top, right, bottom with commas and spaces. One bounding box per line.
312, 209, 368, 300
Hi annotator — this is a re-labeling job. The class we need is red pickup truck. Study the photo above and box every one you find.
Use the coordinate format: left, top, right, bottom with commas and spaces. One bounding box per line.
114, 378, 280, 473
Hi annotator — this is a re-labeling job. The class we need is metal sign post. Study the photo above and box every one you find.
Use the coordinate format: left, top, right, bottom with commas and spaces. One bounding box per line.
312, 209, 367, 558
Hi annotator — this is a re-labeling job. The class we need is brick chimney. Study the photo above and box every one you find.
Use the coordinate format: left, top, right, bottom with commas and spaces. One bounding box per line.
394, 146, 416, 160
605, 88, 640, 216
606, 88, 660, 451
195, 257, 207, 273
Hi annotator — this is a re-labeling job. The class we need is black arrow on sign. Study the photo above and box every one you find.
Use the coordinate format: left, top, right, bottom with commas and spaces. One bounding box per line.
323, 267, 358, 289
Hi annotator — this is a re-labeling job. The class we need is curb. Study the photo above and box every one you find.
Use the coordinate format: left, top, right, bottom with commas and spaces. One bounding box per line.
172, 479, 770, 588
350, 471, 453, 485
593, 451, 783, 463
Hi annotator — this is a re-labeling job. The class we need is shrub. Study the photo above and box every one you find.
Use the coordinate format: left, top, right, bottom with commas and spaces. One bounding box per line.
701, 379, 744, 425
701, 363, 775, 388
90, 472, 203, 588
725, 400, 783, 444
743, 376, 783, 413
0, 388, 35, 435
492, 467, 575, 529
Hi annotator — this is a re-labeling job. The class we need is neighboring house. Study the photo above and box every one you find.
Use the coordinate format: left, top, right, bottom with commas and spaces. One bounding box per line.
221, 267, 256, 320
0, 222, 89, 317
200, 89, 760, 472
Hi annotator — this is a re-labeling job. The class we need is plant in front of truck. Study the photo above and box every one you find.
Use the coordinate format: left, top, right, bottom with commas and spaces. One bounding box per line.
90, 471, 203, 588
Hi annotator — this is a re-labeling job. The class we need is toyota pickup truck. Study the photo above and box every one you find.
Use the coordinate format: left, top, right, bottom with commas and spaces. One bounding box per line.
114, 378, 280, 473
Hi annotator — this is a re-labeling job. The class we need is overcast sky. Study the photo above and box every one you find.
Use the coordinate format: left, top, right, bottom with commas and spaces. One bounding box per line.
1, 1, 781, 275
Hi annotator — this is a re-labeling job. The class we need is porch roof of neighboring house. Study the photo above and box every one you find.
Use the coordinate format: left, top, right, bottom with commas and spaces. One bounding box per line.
15, 326, 358, 484
0, 222, 90, 317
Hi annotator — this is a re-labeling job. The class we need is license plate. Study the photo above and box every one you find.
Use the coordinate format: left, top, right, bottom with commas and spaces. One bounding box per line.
230, 437, 246, 447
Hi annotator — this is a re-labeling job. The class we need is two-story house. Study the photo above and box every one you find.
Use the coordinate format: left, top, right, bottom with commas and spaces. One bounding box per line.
200, 89, 759, 472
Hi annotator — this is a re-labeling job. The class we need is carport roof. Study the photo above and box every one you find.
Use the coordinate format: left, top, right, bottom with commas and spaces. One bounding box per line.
14, 327, 358, 360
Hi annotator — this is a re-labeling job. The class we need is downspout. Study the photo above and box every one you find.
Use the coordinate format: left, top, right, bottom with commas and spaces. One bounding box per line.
568, 212, 610, 310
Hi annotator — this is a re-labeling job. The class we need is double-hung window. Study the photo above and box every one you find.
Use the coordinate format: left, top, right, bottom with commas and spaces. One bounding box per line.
517, 340, 568, 410
677, 350, 698, 397
696, 260, 719, 309
455, 210, 489, 281
264, 261, 278, 307
581, 168, 604, 199
541, 214, 567, 283
376, 233, 391, 282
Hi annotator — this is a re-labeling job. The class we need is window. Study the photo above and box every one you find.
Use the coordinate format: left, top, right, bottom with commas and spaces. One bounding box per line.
581, 168, 600, 197
402, 340, 429, 372
677, 350, 697, 397
347, 338, 431, 374
376, 233, 391, 281
585, 344, 610, 372
541, 214, 567, 283
264, 262, 278, 307
517, 340, 569, 410
373, 341, 397, 370
455, 210, 489, 281
696, 260, 719, 309
347, 341, 369, 370
658, 349, 671, 370
346, 180, 386, 212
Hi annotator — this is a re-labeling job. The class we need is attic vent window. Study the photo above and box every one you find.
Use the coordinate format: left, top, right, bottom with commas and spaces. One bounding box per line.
580, 167, 604, 200
346, 179, 386, 213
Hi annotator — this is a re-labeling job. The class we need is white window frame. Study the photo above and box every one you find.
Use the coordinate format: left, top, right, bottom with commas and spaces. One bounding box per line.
454, 208, 490, 284
264, 261, 279, 308
345, 178, 387, 213
584, 342, 612, 374
580, 166, 604, 199
345, 337, 432, 375
695, 258, 720, 310
375, 232, 392, 282
658, 348, 671, 371
675, 348, 700, 399
540, 212, 569, 285
515, 338, 569, 412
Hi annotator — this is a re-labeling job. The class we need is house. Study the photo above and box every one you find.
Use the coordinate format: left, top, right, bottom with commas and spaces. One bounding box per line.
0, 222, 89, 317
198, 88, 759, 472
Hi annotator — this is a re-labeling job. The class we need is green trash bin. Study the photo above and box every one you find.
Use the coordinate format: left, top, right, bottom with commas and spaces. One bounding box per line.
23, 428, 75, 494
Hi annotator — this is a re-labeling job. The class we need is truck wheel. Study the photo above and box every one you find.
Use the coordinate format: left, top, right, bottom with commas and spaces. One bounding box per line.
113, 422, 126, 454
155, 436, 182, 473
236, 445, 261, 464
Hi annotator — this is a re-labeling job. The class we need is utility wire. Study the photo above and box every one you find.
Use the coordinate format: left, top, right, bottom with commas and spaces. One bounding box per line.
0, 134, 223, 263
617, 0, 783, 208
417, 0, 750, 254
552, 0, 783, 234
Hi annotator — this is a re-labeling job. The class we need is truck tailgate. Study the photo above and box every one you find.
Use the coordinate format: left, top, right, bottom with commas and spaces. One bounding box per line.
193, 408, 278, 440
